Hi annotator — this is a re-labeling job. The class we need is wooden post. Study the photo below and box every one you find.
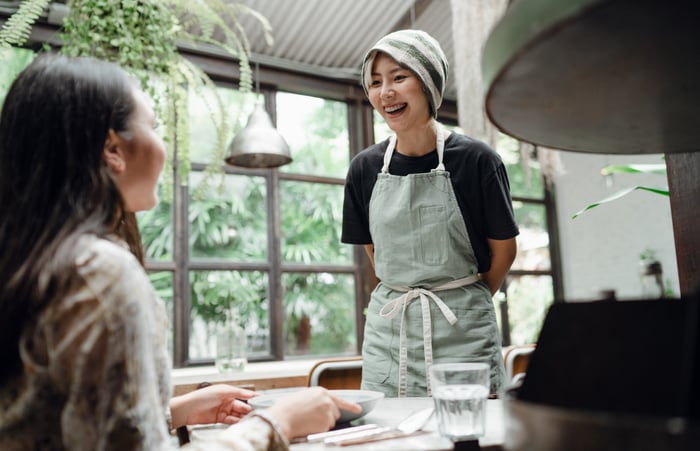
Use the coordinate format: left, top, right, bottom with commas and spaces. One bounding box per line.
666, 152, 700, 297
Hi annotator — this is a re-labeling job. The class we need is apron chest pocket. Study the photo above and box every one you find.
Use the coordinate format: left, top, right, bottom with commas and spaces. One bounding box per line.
418, 205, 448, 265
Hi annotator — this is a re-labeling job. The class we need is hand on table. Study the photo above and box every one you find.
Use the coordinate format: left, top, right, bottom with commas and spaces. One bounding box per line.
267, 386, 362, 439
170, 383, 258, 428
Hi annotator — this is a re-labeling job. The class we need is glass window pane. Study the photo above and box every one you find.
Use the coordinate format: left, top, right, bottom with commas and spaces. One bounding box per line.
504, 275, 553, 345
148, 271, 174, 361
188, 85, 260, 164
277, 93, 349, 178
138, 183, 173, 261
189, 172, 267, 261
497, 134, 545, 199
1, 48, 35, 105
283, 272, 357, 356
189, 270, 270, 360
511, 202, 551, 271
373, 111, 393, 144
280, 180, 351, 265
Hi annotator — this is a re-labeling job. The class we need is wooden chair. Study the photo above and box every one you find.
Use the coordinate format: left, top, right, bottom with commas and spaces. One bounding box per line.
307, 356, 363, 389
503, 344, 536, 385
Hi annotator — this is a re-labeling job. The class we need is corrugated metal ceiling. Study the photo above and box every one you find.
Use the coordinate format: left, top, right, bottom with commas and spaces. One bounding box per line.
233, 0, 457, 100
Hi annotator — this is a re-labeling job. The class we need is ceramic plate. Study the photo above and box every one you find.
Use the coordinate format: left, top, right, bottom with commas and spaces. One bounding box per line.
248, 389, 384, 423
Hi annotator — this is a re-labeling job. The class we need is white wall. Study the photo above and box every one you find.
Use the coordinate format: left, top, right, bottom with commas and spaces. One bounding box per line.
553, 151, 678, 300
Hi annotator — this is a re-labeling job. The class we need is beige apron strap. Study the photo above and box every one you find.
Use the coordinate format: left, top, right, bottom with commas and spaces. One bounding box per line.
381, 135, 397, 173
381, 120, 450, 174
380, 274, 480, 397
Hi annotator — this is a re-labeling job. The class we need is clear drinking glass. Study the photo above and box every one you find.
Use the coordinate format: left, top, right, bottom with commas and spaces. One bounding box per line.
429, 362, 490, 441
215, 311, 247, 373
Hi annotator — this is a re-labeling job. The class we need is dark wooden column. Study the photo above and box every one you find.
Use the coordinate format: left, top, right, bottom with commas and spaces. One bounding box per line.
666, 153, 700, 297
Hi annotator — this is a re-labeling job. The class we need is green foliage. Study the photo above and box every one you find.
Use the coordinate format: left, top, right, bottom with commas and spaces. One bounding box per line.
137, 195, 173, 260
189, 270, 271, 357
137, 95, 358, 359
572, 185, 670, 219
573, 161, 669, 219
188, 174, 267, 260
600, 163, 667, 176
281, 181, 349, 264
639, 247, 658, 263
506, 275, 552, 345
166, 0, 273, 93
57, 0, 272, 196
279, 94, 350, 178
61, 0, 178, 80
0, 0, 51, 49
0, 47, 35, 105
0, 0, 273, 198
497, 134, 545, 199
283, 273, 356, 355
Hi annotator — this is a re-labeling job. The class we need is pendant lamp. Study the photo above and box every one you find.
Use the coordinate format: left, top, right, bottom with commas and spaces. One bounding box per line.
224, 102, 292, 168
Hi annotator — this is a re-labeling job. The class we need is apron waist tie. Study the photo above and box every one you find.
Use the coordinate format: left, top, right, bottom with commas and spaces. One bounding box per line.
379, 274, 480, 397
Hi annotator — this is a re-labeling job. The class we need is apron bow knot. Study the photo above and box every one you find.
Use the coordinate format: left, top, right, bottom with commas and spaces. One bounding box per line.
379, 275, 479, 397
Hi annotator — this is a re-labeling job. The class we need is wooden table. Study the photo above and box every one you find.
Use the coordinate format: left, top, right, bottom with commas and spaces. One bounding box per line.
290, 398, 504, 451
190, 398, 504, 450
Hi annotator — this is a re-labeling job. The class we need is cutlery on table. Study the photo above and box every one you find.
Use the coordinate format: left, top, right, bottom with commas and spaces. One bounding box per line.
302, 407, 434, 446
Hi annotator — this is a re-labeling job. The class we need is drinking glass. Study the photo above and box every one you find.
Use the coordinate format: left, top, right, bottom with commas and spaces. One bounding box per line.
429, 362, 490, 441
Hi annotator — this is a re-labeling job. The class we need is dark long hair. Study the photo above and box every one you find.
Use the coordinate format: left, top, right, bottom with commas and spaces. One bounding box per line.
0, 54, 143, 380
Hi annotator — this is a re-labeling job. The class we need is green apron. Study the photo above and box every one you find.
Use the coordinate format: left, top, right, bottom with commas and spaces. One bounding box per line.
361, 123, 505, 397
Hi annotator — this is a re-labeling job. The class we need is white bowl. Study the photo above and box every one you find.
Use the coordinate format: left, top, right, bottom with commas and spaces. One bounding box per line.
248, 389, 384, 423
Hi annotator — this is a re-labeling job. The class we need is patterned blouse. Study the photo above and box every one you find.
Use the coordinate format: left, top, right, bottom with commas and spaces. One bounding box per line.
0, 234, 286, 450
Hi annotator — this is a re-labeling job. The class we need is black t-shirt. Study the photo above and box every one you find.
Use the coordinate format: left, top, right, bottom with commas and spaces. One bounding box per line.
341, 133, 519, 273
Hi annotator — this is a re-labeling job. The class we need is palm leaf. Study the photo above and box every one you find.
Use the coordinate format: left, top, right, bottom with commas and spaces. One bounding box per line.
600, 164, 667, 176
572, 185, 670, 219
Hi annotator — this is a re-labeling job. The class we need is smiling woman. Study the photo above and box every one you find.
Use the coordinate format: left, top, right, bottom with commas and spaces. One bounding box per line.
343, 29, 519, 398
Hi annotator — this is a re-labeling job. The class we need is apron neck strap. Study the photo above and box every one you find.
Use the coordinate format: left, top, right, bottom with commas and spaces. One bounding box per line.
381, 121, 451, 174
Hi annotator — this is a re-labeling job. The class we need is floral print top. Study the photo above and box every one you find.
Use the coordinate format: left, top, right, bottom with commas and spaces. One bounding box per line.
0, 234, 286, 451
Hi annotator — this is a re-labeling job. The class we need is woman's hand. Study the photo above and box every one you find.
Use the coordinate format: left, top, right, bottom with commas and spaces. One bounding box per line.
170, 383, 258, 428
266, 387, 362, 439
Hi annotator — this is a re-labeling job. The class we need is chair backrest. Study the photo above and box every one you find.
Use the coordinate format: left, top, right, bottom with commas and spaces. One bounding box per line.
518, 298, 700, 417
503, 344, 536, 385
307, 356, 363, 389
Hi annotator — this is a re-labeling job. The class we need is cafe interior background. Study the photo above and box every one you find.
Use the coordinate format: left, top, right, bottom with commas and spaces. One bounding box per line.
0, 0, 680, 376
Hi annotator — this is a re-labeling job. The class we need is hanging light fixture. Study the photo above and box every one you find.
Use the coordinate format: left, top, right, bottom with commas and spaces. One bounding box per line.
224, 63, 292, 168
224, 103, 292, 168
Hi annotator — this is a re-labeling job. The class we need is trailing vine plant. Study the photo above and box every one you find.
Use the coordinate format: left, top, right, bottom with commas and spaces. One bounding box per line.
2, 0, 273, 199
0, 0, 51, 49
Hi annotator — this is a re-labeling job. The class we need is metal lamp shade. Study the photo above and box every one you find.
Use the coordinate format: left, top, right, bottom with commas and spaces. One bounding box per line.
225, 103, 292, 168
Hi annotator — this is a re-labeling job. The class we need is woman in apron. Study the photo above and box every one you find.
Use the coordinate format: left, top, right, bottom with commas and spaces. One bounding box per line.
342, 30, 519, 397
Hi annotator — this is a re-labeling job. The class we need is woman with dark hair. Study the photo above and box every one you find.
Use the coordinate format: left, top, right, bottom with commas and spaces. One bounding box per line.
0, 54, 358, 450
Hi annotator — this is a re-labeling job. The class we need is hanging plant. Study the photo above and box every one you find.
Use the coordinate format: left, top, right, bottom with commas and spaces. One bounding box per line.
0, 0, 51, 49
1, 0, 273, 199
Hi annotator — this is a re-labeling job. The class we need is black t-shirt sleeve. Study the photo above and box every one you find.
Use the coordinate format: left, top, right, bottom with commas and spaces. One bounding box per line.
341, 142, 385, 244
341, 165, 372, 244
482, 162, 519, 240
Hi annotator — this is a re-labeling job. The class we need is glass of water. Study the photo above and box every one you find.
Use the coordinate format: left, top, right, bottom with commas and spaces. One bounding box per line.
215, 312, 247, 373
429, 362, 490, 441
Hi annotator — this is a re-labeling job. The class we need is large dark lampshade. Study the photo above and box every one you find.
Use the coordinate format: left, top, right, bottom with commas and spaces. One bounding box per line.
224, 103, 292, 168
481, 0, 700, 155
